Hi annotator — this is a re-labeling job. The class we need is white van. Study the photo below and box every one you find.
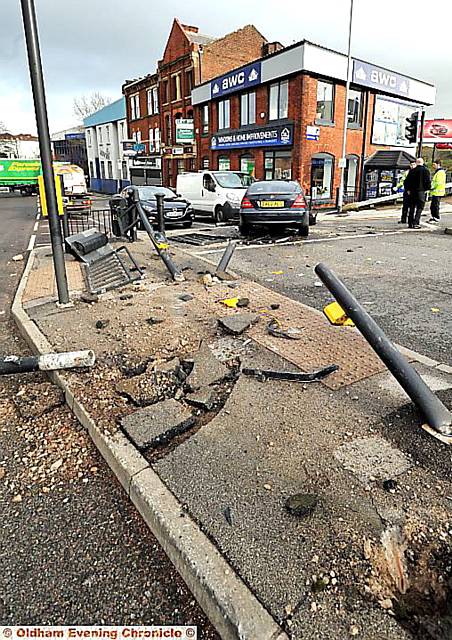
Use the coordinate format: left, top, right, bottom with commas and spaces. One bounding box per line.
176, 171, 254, 223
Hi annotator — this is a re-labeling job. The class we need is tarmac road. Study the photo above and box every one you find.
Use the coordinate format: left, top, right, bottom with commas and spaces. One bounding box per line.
0, 193, 218, 634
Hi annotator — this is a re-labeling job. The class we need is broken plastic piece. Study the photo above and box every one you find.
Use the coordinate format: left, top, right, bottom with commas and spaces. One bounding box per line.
242, 364, 339, 383
323, 301, 355, 327
267, 318, 303, 340
220, 297, 239, 308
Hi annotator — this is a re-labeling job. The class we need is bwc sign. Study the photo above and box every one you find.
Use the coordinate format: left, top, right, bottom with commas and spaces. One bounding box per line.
352, 60, 411, 98
211, 62, 262, 98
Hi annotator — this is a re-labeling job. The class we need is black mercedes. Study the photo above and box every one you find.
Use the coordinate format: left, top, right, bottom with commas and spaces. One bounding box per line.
110, 185, 193, 228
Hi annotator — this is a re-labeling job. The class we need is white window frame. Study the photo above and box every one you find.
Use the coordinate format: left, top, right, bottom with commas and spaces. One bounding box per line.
154, 127, 160, 152
149, 128, 154, 152
152, 87, 159, 114
130, 94, 140, 120
147, 90, 153, 115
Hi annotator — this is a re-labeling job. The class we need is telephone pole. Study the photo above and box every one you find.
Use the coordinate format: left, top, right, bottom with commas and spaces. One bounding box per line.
20, 0, 69, 304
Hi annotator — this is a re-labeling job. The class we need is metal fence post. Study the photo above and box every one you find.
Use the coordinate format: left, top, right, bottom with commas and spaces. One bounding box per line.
156, 193, 165, 233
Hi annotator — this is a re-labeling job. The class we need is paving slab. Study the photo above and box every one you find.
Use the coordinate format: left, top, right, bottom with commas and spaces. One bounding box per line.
185, 341, 230, 391
121, 399, 195, 450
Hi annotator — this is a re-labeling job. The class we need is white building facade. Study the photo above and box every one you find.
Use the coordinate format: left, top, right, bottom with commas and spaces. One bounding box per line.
0, 133, 40, 159
83, 98, 130, 193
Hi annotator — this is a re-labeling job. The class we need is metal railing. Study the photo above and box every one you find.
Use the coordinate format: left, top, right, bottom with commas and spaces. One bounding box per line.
66, 208, 114, 237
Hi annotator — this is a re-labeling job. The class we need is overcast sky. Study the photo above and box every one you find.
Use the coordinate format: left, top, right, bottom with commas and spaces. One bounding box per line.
1, 0, 451, 134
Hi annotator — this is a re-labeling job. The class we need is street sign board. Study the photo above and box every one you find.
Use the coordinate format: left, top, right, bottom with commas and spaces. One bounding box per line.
352, 60, 410, 98
175, 119, 194, 143
422, 119, 452, 143
306, 125, 320, 141
211, 61, 262, 98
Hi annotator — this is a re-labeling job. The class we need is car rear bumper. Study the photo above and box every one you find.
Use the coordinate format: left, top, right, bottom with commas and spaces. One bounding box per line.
240, 209, 308, 225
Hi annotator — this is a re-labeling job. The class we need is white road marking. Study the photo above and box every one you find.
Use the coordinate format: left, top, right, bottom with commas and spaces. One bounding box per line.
36, 213, 41, 220
27, 234, 36, 251
33, 221, 39, 231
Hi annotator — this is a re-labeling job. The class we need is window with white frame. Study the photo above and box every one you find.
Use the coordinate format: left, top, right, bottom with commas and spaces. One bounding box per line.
202, 105, 209, 135
154, 127, 160, 152
152, 87, 159, 114
147, 90, 153, 115
218, 99, 230, 130
149, 128, 154, 152
240, 91, 256, 126
87, 129, 92, 146
136, 130, 141, 143
118, 122, 124, 141
269, 80, 288, 121
130, 94, 140, 120
106, 125, 110, 144
98, 127, 103, 144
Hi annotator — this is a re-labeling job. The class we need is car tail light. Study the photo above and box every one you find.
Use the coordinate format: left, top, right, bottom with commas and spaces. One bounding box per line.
241, 196, 253, 209
291, 194, 307, 209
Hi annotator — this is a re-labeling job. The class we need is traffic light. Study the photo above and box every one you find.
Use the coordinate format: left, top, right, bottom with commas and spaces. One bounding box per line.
405, 112, 419, 144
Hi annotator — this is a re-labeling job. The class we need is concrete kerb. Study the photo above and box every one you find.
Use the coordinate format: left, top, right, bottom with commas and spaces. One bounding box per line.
11, 249, 290, 640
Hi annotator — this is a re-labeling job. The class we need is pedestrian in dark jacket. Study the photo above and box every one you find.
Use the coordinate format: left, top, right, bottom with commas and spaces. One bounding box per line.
404, 158, 432, 228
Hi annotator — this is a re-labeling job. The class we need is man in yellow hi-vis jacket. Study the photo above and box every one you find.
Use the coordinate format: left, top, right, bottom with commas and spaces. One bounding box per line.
428, 160, 447, 223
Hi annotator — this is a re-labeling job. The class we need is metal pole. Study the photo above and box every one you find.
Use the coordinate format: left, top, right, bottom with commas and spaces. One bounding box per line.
20, 0, 69, 304
314, 262, 452, 436
432, 143, 437, 164
156, 193, 165, 233
0, 350, 95, 376
337, 0, 354, 213
216, 241, 236, 275
417, 109, 425, 159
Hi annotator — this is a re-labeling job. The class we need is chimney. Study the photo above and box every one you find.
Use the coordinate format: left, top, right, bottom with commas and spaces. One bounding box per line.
262, 41, 284, 57
182, 24, 199, 33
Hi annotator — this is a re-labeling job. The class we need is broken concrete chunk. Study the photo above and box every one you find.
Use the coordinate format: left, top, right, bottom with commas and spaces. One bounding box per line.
80, 292, 99, 304
334, 437, 412, 484
116, 358, 182, 406
185, 342, 229, 391
186, 387, 217, 411
218, 313, 258, 335
153, 357, 180, 376
178, 293, 194, 302
285, 493, 318, 517
121, 399, 195, 450
236, 297, 250, 308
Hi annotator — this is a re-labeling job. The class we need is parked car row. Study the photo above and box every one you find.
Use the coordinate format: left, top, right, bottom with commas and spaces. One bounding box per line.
109, 170, 316, 237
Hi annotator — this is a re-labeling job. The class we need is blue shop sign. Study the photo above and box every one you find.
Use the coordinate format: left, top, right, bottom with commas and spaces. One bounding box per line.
211, 61, 262, 99
65, 132, 85, 140
352, 60, 410, 98
211, 124, 293, 150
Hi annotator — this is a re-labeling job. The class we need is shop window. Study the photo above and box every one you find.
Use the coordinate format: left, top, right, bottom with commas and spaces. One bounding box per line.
311, 153, 334, 200
269, 80, 288, 121
218, 156, 230, 171
240, 92, 256, 126
130, 94, 140, 120
122, 161, 128, 180
316, 80, 335, 123
202, 156, 209, 169
177, 159, 185, 175
167, 160, 173, 186
344, 155, 359, 195
218, 100, 230, 130
264, 150, 291, 180
187, 157, 195, 172
202, 105, 209, 135
240, 154, 255, 177
347, 89, 362, 127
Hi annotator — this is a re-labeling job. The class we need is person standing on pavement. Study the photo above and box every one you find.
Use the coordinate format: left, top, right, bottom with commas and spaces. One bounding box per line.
428, 160, 446, 223
404, 158, 432, 228
397, 161, 416, 224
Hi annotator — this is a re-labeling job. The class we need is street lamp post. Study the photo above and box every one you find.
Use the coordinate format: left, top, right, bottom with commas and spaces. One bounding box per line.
337, 0, 354, 213
20, 0, 69, 304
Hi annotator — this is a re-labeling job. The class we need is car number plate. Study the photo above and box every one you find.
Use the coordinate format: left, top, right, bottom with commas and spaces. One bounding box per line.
166, 210, 182, 218
259, 200, 284, 208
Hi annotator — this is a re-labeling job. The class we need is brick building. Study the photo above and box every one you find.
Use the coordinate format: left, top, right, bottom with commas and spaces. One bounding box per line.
123, 18, 268, 187
191, 40, 436, 204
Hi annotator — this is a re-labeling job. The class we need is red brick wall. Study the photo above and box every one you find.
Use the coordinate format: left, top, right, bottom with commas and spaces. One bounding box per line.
201, 25, 267, 82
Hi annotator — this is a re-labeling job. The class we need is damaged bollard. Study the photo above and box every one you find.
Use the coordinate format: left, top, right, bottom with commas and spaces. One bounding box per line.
0, 350, 95, 375
314, 262, 452, 438
216, 240, 236, 276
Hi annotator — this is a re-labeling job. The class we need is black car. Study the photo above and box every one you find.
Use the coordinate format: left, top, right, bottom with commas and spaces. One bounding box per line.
239, 180, 309, 236
110, 185, 193, 228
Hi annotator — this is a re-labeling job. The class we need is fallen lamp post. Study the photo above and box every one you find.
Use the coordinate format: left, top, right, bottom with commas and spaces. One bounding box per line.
0, 350, 95, 375
314, 262, 452, 438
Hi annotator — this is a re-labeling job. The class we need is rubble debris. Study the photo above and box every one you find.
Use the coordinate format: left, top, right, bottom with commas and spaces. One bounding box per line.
216, 270, 238, 281
224, 506, 233, 526
116, 357, 183, 406
80, 292, 99, 304
119, 293, 133, 300
236, 298, 250, 308
218, 313, 258, 335
185, 387, 217, 411
285, 493, 318, 517
121, 398, 195, 450
13, 383, 65, 419
178, 293, 194, 302
0, 468, 6, 480
270, 303, 280, 310
383, 479, 398, 493
146, 317, 164, 326
242, 364, 339, 383
95, 319, 110, 329
12, 254, 24, 261
185, 342, 229, 391
267, 318, 303, 340
201, 273, 214, 287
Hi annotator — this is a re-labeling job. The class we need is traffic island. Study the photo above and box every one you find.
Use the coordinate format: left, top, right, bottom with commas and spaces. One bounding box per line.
12, 242, 452, 640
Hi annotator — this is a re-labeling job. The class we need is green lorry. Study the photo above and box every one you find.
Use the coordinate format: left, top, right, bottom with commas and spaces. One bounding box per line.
0, 158, 41, 195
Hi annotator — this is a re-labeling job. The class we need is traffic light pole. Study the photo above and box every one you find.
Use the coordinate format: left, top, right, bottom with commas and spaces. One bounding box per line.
417, 109, 425, 158
20, 0, 69, 304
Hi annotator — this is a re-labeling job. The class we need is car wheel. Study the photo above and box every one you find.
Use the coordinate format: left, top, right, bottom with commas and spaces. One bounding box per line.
182, 219, 193, 228
309, 211, 317, 226
298, 223, 309, 238
214, 206, 225, 224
